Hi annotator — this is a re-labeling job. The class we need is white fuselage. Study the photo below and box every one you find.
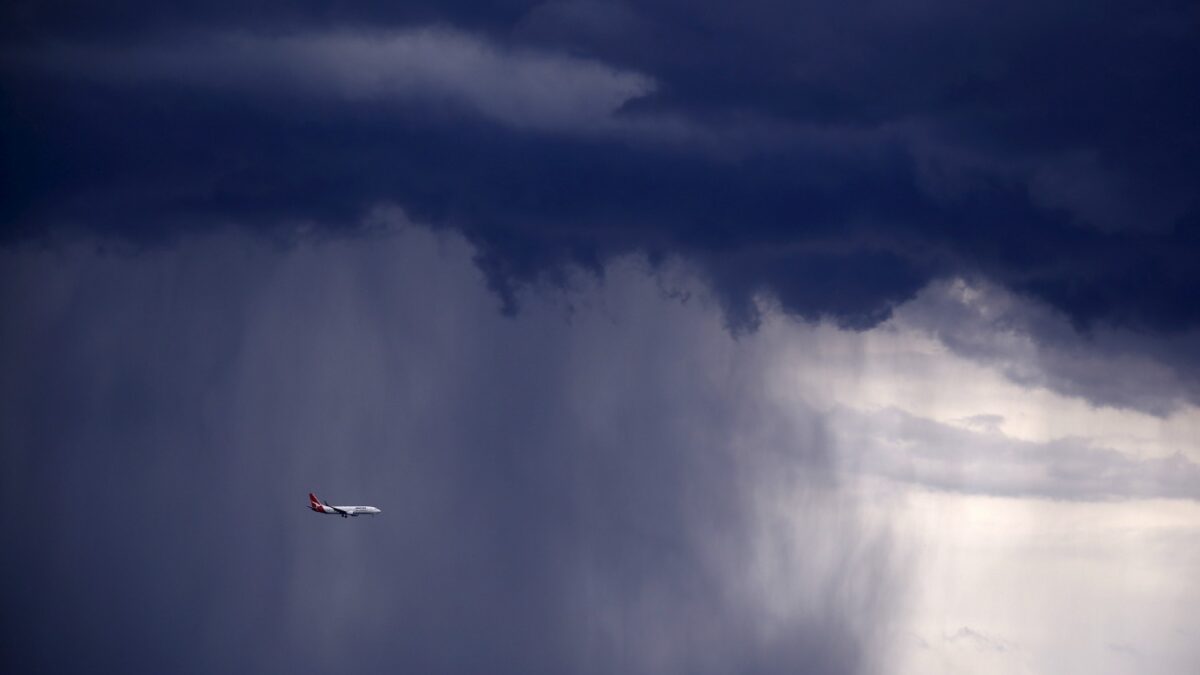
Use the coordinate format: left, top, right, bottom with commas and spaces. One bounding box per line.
309, 493, 381, 517
315, 504, 381, 516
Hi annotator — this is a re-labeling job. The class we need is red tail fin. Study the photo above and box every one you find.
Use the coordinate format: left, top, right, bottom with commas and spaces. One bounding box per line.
309, 493, 321, 510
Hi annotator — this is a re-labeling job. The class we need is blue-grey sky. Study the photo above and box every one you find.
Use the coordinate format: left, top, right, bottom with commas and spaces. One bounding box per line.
2, 3, 1199, 674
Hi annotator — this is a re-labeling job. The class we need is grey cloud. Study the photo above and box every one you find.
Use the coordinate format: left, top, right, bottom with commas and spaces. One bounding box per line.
894, 278, 1200, 415
1108, 642, 1143, 658
946, 627, 1012, 653
24, 28, 655, 133
14, 28, 903, 156
956, 414, 1005, 434
0, 226, 898, 674
903, 124, 1194, 235
1027, 150, 1194, 234
833, 406, 1200, 501
4, 2, 1200, 350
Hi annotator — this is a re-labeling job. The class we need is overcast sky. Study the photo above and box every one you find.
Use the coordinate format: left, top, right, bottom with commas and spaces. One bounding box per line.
2, 3, 1199, 674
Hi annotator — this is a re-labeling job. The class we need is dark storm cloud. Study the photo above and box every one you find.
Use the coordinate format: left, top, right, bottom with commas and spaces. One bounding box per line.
3, 0, 1199, 338
26, 30, 656, 133
0, 229, 899, 674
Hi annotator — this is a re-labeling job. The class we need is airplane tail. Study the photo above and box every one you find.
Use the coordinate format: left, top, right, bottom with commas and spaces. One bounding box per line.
309, 493, 321, 511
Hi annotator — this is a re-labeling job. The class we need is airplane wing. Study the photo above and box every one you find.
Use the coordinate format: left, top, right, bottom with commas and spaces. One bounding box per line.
320, 499, 349, 516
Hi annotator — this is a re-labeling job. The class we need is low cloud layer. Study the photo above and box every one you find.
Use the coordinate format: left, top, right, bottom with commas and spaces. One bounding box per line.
833, 406, 1200, 501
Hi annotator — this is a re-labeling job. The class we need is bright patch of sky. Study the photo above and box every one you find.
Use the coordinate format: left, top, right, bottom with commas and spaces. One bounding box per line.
587, 247, 1200, 674
757, 293, 1200, 464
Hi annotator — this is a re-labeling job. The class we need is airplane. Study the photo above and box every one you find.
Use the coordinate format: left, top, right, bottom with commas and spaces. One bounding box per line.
308, 492, 381, 518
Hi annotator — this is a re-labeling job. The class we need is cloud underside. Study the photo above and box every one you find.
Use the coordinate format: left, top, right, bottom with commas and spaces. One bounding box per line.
3, 3, 1199, 360
4, 17, 1199, 413
893, 279, 1200, 415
